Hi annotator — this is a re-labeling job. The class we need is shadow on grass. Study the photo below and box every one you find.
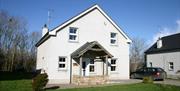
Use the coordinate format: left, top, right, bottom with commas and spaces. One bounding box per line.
45, 86, 60, 90
131, 78, 164, 81
0, 71, 40, 81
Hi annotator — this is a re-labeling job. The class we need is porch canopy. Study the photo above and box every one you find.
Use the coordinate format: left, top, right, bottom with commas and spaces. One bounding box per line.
71, 41, 113, 58
71, 41, 113, 77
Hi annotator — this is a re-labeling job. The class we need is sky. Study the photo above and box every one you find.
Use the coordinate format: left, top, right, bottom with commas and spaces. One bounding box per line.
0, 0, 180, 45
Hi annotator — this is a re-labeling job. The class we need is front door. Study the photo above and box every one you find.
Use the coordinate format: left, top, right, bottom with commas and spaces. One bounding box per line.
95, 59, 103, 75
82, 61, 86, 76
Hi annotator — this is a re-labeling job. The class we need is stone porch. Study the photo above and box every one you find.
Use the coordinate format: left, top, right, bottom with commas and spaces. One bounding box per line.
72, 75, 108, 85
70, 41, 113, 84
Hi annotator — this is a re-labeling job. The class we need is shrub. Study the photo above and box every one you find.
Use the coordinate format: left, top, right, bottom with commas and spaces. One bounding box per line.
142, 76, 153, 83
32, 73, 48, 91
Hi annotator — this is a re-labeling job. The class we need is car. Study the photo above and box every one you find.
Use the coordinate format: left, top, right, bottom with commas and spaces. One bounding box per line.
130, 67, 166, 80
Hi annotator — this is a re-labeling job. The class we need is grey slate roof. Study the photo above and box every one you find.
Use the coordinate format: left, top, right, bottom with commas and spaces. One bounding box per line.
71, 41, 113, 58
145, 33, 180, 54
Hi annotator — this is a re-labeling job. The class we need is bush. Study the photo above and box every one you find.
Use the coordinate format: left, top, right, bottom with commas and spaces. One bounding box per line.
142, 76, 153, 83
32, 73, 48, 91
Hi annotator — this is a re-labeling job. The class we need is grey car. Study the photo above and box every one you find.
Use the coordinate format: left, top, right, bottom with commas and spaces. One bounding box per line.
130, 67, 166, 80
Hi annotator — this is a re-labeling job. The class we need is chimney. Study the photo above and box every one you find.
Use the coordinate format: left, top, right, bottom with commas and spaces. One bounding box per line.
42, 24, 48, 37
157, 37, 162, 48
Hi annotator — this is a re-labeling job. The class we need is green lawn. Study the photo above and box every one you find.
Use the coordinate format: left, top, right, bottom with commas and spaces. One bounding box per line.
49, 83, 180, 91
0, 80, 32, 91
0, 72, 180, 91
0, 72, 33, 91
1, 79, 180, 91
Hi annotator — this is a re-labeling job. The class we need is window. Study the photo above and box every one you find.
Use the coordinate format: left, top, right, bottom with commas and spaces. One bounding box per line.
110, 32, 117, 45
69, 27, 78, 41
111, 59, 117, 71
58, 57, 67, 69
89, 59, 95, 72
89, 65, 94, 72
168, 62, 174, 71
149, 62, 152, 67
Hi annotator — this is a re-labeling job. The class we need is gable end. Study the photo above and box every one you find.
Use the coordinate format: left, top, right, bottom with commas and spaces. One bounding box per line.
36, 4, 131, 47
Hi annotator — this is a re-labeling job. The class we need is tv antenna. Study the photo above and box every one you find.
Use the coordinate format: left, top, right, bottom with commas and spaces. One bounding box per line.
47, 9, 54, 28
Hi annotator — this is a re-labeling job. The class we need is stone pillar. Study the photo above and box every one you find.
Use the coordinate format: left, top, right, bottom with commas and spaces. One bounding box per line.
105, 55, 108, 76
70, 57, 72, 84
102, 58, 104, 75
79, 56, 82, 76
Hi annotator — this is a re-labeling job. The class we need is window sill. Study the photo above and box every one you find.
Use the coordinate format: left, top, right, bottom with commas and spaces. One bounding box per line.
89, 72, 96, 74
58, 68, 68, 71
110, 44, 118, 46
68, 40, 79, 43
110, 71, 118, 74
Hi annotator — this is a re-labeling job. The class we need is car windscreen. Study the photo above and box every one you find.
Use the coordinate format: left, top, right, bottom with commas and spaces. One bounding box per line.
156, 68, 163, 72
147, 68, 156, 72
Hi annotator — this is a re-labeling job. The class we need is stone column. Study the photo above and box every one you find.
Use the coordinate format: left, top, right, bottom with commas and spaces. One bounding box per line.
79, 56, 82, 76
102, 58, 105, 75
105, 55, 108, 76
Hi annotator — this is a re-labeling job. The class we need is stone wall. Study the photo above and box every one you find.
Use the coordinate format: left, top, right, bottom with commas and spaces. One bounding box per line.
73, 75, 108, 85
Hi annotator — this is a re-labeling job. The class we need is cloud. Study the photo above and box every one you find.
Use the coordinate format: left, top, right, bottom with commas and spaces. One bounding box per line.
148, 19, 180, 46
176, 20, 180, 32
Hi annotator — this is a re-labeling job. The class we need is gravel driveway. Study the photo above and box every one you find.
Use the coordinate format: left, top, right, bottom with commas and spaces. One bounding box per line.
154, 79, 180, 86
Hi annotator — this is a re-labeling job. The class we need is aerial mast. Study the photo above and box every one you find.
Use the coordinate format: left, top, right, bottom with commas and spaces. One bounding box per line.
47, 9, 54, 28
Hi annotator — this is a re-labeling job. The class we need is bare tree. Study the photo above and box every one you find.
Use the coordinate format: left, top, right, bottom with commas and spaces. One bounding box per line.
0, 10, 40, 72
25, 31, 40, 72
130, 37, 147, 73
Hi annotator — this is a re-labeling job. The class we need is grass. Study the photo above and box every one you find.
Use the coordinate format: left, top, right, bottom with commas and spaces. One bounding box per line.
1, 80, 180, 91
0, 72, 180, 91
0, 79, 32, 91
47, 83, 180, 91
0, 71, 34, 91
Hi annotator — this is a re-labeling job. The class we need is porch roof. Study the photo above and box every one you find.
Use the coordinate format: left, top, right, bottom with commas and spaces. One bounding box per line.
71, 41, 113, 58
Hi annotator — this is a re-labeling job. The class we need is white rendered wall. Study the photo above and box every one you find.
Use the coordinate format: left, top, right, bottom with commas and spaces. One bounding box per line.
147, 52, 180, 76
37, 9, 130, 84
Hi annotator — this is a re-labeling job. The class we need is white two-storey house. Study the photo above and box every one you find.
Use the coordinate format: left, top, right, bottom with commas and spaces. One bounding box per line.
36, 5, 131, 84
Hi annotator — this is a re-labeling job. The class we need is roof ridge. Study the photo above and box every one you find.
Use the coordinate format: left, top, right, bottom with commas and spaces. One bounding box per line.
145, 32, 180, 54
162, 32, 180, 38
36, 4, 131, 47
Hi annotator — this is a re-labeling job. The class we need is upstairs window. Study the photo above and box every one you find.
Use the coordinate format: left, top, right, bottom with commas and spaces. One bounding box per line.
111, 59, 117, 71
168, 62, 174, 71
110, 32, 117, 45
58, 57, 67, 70
69, 27, 78, 42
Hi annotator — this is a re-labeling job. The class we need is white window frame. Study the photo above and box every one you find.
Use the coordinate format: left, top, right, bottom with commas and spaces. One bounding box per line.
58, 56, 67, 70
110, 58, 117, 72
89, 59, 95, 72
69, 27, 78, 42
168, 62, 174, 71
110, 32, 118, 45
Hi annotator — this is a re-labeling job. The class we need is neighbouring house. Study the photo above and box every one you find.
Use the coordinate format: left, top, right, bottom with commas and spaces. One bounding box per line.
35, 5, 131, 84
145, 33, 180, 79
